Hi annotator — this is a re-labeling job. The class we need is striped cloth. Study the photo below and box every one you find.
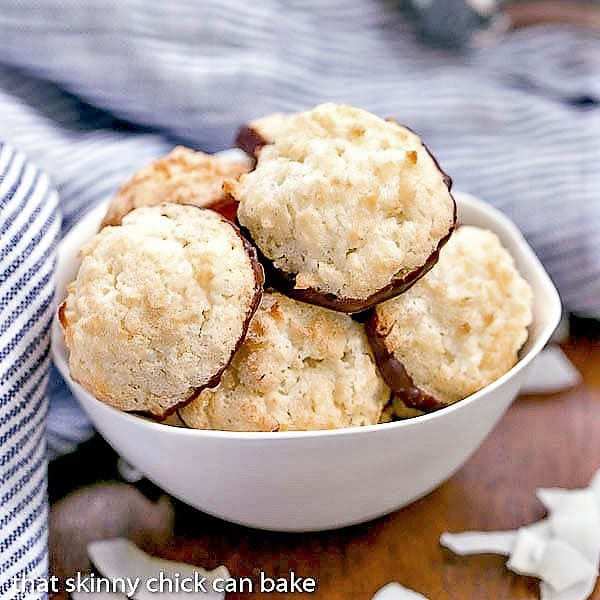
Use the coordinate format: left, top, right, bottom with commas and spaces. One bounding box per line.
0, 1, 598, 596
0, 143, 59, 598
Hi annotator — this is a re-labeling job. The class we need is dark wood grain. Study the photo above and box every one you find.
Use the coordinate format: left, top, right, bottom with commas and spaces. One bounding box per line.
51, 340, 600, 599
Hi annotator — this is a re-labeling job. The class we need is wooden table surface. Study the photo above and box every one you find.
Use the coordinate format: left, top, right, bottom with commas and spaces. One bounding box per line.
50, 338, 600, 599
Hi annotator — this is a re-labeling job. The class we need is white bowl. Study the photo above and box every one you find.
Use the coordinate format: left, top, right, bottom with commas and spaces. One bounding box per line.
51, 157, 561, 531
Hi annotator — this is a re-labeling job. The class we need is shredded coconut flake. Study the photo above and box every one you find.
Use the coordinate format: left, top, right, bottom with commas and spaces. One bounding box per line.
87, 538, 228, 600
440, 531, 516, 556
550, 511, 600, 565
441, 466, 600, 600
506, 528, 548, 576
536, 488, 596, 514
540, 577, 597, 600
372, 582, 429, 599
536, 540, 596, 593
521, 346, 581, 395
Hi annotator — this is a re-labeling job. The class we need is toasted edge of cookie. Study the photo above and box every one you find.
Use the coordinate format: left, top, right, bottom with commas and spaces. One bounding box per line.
366, 312, 447, 412
101, 147, 250, 228
59, 206, 265, 419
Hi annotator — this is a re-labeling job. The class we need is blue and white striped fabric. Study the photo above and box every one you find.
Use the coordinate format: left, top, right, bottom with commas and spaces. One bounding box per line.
0, 143, 59, 598
0, 1, 598, 596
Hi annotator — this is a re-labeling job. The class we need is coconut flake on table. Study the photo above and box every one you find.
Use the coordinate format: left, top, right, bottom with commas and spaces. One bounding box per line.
506, 528, 548, 577
372, 582, 429, 599
520, 346, 581, 395
508, 533, 596, 592
440, 467, 600, 600
523, 518, 553, 539
440, 531, 516, 556
550, 510, 600, 565
88, 538, 229, 599
537, 540, 596, 593
536, 487, 600, 563
540, 576, 598, 600
536, 488, 596, 514
589, 468, 600, 497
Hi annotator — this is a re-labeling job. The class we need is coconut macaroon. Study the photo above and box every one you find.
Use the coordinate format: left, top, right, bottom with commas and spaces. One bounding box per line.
100, 147, 250, 227
367, 226, 533, 414
179, 293, 389, 431
60, 204, 264, 418
230, 103, 456, 313
235, 112, 290, 157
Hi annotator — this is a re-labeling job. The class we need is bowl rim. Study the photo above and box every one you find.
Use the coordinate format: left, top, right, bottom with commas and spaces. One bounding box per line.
51, 190, 562, 442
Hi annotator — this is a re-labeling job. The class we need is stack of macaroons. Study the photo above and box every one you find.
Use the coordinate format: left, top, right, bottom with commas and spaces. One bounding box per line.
60, 103, 533, 431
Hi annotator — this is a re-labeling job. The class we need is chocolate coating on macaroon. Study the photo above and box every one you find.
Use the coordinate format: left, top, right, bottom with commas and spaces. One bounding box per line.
60, 204, 264, 419
367, 226, 533, 413
236, 125, 268, 158
235, 113, 290, 158
179, 292, 389, 431
366, 314, 446, 412
231, 103, 456, 313
238, 216, 454, 314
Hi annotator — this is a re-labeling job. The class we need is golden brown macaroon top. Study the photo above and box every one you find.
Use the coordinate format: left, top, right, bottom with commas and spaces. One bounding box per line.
232, 103, 455, 309
101, 147, 250, 227
61, 204, 263, 417
371, 226, 533, 409
180, 293, 389, 431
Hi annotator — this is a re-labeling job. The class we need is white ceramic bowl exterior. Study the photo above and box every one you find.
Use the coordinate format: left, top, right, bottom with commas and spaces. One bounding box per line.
52, 161, 561, 531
